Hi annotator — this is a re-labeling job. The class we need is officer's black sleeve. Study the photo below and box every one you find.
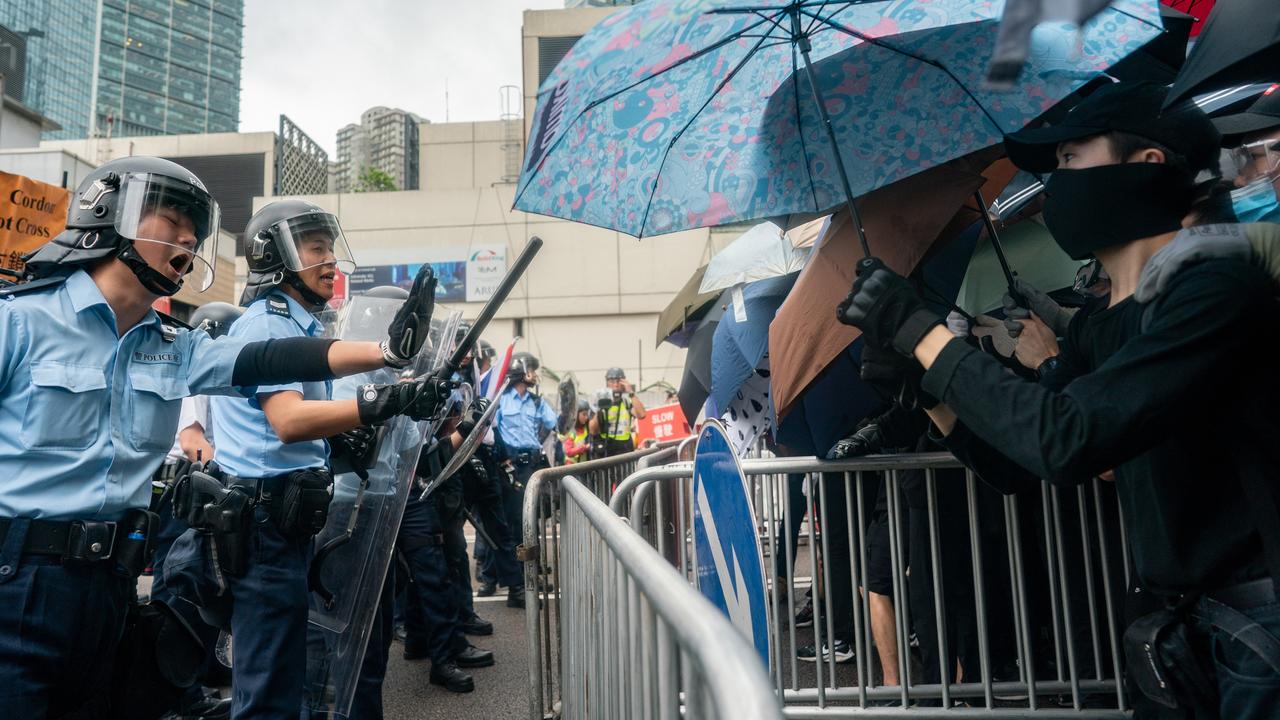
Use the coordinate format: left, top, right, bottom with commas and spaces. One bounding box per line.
231, 337, 339, 386
921, 259, 1276, 484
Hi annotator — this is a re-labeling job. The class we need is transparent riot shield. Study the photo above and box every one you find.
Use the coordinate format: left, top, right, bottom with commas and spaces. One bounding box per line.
417, 377, 508, 501
304, 295, 463, 717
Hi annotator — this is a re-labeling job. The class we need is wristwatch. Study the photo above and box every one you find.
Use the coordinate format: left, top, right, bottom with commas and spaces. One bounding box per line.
1037, 355, 1063, 379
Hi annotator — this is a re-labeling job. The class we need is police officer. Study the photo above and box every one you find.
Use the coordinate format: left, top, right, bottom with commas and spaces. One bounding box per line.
493, 352, 557, 608
149, 300, 243, 720
0, 156, 442, 717
400, 418, 495, 693
201, 199, 448, 719
457, 337, 522, 605
589, 367, 646, 456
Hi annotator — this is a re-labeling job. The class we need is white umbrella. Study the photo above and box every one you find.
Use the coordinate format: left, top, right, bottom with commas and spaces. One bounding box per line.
698, 220, 811, 295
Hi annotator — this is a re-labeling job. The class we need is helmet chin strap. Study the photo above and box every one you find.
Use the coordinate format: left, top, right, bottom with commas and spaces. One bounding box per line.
115, 242, 182, 297
284, 271, 329, 311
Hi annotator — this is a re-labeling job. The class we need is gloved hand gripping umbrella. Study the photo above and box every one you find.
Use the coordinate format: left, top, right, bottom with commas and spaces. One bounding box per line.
516, 0, 1163, 277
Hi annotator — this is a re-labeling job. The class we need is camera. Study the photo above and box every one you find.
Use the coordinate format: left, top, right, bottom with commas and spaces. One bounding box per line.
594, 388, 617, 411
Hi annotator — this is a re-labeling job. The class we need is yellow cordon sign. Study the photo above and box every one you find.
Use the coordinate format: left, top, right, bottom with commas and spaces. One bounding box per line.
0, 171, 69, 276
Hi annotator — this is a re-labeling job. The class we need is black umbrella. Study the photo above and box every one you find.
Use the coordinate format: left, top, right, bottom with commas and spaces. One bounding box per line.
1107, 4, 1195, 84
1165, 0, 1280, 108
677, 290, 728, 423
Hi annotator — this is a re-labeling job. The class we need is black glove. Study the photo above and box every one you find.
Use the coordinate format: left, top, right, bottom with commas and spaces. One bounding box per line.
329, 425, 377, 461
860, 344, 937, 411
827, 422, 885, 459
355, 374, 455, 425
837, 258, 942, 356
457, 397, 491, 437
381, 266, 437, 368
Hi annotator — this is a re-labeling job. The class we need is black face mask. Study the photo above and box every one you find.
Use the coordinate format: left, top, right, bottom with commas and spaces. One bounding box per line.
1042, 163, 1196, 260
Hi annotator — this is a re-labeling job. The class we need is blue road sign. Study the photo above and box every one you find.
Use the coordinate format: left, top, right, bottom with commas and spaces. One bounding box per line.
691, 420, 771, 666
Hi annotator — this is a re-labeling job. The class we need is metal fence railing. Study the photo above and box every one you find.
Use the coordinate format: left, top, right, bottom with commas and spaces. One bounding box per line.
521, 443, 679, 720
558, 474, 783, 720
609, 453, 1132, 719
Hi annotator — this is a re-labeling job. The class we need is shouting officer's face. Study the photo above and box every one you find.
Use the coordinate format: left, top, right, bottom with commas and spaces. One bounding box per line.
294, 231, 339, 301
132, 204, 199, 285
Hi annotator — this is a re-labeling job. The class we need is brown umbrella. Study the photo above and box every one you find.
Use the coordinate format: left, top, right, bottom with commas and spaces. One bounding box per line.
655, 264, 719, 348
769, 158, 1006, 420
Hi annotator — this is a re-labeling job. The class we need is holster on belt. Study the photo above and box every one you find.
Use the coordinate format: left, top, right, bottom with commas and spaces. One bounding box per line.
172, 464, 253, 578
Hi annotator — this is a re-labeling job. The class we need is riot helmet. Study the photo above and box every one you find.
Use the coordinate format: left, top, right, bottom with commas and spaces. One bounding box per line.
25, 156, 220, 296
508, 351, 540, 386
478, 339, 496, 360
240, 199, 356, 309
189, 301, 243, 339
605, 367, 626, 381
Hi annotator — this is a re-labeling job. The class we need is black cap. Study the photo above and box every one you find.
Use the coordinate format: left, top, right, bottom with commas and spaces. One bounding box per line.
1004, 82, 1221, 174
1213, 84, 1280, 147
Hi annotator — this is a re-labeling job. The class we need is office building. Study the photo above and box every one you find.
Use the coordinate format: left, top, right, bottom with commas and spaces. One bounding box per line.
334, 106, 421, 193
0, 0, 244, 141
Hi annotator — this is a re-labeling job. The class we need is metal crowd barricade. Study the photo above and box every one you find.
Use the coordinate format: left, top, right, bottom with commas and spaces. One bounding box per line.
522, 443, 679, 720
610, 454, 1132, 719
558, 474, 783, 720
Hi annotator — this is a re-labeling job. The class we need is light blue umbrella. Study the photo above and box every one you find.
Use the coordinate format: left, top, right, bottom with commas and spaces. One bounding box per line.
710, 272, 798, 412
699, 220, 811, 294
515, 0, 1163, 253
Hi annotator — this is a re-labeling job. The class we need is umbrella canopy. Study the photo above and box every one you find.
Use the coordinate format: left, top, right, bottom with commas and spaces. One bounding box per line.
699, 221, 810, 294
1106, 3, 1195, 83
677, 290, 729, 421
709, 272, 799, 412
774, 340, 883, 457
656, 263, 719, 348
956, 218, 1084, 316
776, 223, 982, 455
768, 159, 992, 420
1164, 0, 1280, 108
515, 0, 1162, 239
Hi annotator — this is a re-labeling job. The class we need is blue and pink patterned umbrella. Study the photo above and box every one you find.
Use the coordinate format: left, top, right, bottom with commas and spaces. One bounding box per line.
514, 0, 1164, 250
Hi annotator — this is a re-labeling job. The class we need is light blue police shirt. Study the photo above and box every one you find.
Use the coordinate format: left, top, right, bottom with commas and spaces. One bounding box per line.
495, 386, 557, 451
210, 291, 331, 478
0, 270, 249, 520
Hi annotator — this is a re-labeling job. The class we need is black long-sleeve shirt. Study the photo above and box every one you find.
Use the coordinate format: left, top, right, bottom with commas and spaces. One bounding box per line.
924, 259, 1278, 595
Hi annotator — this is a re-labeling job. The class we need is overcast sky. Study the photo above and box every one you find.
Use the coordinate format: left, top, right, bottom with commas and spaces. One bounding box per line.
239, 0, 563, 156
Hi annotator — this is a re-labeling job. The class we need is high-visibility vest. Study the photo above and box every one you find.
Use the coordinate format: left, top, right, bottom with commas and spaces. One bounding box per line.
564, 426, 589, 464
603, 399, 633, 441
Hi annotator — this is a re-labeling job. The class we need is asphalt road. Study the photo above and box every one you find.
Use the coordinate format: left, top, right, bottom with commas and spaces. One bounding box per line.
382, 587, 531, 720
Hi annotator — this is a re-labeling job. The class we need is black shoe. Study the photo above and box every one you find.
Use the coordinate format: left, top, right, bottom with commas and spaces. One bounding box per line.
403, 646, 430, 661
454, 644, 495, 668
506, 585, 525, 609
429, 662, 475, 693
461, 613, 494, 636
477, 581, 497, 597
796, 638, 854, 664
794, 597, 814, 628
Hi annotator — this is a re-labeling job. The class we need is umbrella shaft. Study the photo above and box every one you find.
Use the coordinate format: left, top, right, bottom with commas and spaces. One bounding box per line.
794, 13, 871, 258
974, 189, 1020, 300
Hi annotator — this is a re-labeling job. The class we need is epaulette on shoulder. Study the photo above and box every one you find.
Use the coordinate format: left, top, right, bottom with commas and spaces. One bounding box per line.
266, 297, 291, 317
0, 276, 67, 300
156, 310, 192, 343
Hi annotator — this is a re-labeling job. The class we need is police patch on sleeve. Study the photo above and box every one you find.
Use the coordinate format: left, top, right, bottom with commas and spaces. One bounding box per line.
267, 298, 291, 317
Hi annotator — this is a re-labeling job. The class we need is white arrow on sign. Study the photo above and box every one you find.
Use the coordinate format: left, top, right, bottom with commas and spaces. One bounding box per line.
696, 479, 754, 644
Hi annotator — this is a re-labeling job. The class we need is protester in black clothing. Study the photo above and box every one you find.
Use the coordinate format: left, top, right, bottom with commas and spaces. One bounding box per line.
838, 82, 1280, 718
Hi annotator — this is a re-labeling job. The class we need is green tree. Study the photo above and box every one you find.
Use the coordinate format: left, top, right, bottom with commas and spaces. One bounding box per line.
354, 166, 397, 193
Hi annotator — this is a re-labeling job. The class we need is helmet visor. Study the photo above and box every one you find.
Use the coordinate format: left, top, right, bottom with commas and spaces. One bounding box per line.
269, 212, 357, 275
115, 172, 221, 292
